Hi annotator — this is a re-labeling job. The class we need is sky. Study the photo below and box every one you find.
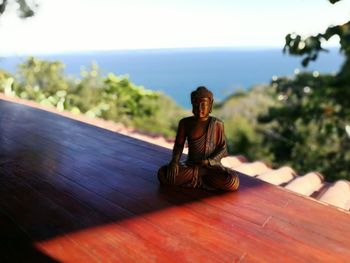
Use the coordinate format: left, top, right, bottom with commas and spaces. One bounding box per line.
0, 0, 350, 55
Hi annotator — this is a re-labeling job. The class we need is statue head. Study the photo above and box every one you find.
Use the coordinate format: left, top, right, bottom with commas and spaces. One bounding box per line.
191, 86, 213, 120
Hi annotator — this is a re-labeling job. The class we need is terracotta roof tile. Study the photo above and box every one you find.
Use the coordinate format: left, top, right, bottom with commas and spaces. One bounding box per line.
220, 155, 247, 168
284, 172, 324, 196
317, 180, 350, 210
309, 182, 331, 198
232, 161, 272, 177
257, 166, 296, 186
221, 155, 350, 211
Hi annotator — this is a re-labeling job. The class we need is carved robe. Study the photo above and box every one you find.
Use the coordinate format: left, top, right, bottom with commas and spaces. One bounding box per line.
158, 117, 239, 191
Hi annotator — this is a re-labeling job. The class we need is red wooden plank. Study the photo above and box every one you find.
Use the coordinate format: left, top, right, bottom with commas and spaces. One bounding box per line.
25, 158, 342, 262
0, 181, 102, 262
0, 165, 236, 261
238, 176, 350, 243
0, 210, 59, 263
4, 163, 241, 261
2, 99, 350, 262
5, 136, 350, 262
0, 171, 176, 262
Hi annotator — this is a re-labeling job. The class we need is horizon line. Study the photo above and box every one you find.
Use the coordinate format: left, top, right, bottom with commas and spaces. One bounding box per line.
1, 45, 341, 57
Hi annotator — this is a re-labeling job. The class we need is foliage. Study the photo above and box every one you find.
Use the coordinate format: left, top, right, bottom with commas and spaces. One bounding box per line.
0, 57, 185, 138
214, 85, 275, 162
259, 73, 350, 181
0, 69, 15, 96
284, 0, 350, 83
260, 0, 350, 181
16, 57, 70, 97
0, 0, 37, 19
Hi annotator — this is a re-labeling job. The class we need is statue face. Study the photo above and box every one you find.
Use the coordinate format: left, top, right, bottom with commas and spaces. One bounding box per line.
192, 97, 212, 119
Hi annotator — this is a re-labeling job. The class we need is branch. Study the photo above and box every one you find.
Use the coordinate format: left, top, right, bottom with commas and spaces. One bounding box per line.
284, 21, 350, 67
329, 0, 342, 4
0, 0, 36, 18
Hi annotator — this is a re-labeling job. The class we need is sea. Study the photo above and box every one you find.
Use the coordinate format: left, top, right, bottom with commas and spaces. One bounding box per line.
0, 48, 344, 108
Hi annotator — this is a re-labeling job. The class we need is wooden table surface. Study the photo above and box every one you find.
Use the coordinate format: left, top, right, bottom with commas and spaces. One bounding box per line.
1, 99, 349, 263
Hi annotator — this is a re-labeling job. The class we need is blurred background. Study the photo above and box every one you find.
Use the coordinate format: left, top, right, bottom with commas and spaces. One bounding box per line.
1, 0, 349, 181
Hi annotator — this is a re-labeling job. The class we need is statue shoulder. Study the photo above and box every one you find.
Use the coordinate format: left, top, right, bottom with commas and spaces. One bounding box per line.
210, 116, 224, 125
179, 116, 194, 124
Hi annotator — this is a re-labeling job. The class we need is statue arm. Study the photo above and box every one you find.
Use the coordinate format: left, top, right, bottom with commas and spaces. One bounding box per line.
170, 119, 186, 164
167, 119, 186, 183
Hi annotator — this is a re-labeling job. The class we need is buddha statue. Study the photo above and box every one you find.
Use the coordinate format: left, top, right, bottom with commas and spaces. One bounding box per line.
157, 86, 239, 191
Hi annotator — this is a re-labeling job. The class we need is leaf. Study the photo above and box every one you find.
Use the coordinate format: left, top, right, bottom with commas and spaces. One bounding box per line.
329, 0, 342, 4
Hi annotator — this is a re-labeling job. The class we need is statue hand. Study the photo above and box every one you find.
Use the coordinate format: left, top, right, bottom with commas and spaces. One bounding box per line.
201, 159, 209, 166
168, 161, 179, 184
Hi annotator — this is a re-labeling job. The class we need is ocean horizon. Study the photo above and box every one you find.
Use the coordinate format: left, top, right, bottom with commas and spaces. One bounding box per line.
0, 47, 344, 108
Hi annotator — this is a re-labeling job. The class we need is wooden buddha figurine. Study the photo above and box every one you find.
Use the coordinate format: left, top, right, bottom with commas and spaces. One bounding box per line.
157, 86, 239, 191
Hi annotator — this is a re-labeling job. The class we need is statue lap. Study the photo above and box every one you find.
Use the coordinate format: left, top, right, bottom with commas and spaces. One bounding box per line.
157, 164, 239, 191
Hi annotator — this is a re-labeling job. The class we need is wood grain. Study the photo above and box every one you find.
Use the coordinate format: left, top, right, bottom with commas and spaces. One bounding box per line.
1, 99, 349, 262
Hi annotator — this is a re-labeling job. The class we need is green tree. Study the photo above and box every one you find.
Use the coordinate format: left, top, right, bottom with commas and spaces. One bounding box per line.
0, 0, 37, 19
284, 0, 349, 83
260, 0, 350, 181
102, 74, 185, 137
214, 86, 275, 162
66, 62, 105, 114
16, 57, 70, 102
